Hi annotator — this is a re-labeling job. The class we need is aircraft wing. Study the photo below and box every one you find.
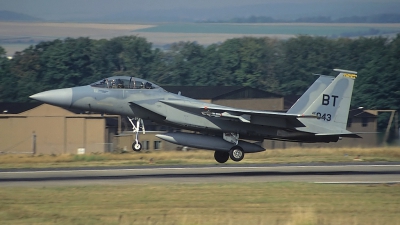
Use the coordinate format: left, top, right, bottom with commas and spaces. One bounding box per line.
159, 100, 316, 125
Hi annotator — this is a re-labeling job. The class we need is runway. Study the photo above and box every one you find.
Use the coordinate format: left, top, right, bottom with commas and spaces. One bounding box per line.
1, 162, 400, 186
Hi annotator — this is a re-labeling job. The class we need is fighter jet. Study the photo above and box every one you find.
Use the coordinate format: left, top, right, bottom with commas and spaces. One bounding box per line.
30, 69, 360, 163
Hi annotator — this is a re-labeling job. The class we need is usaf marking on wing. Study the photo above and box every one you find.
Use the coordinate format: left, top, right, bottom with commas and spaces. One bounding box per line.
30, 69, 360, 163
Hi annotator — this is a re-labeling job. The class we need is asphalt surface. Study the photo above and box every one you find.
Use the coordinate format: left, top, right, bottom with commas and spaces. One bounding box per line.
1, 162, 400, 186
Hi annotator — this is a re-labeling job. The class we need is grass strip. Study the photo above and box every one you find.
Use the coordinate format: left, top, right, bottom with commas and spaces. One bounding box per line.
1, 147, 400, 169
0, 182, 399, 225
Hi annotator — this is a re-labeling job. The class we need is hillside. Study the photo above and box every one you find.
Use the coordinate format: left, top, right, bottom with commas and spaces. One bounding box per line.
0, 10, 42, 22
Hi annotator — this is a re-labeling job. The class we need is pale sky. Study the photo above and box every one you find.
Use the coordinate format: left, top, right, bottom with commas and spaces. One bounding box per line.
0, 0, 398, 21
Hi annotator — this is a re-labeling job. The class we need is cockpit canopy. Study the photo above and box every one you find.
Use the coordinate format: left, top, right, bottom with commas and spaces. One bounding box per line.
90, 76, 161, 90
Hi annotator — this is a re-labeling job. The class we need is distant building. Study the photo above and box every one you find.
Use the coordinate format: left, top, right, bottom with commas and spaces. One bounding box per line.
0, 103, 119, 154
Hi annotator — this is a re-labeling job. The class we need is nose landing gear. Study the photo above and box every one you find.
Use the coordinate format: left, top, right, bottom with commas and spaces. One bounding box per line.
128, 117, 145, 151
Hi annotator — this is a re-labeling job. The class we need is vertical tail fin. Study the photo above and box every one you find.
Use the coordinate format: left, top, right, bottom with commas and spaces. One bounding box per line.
302, 69, 357, 131
287, 75, 334, 114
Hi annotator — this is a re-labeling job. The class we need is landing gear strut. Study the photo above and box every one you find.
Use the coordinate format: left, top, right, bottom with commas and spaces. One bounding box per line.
128, 117, 145, 151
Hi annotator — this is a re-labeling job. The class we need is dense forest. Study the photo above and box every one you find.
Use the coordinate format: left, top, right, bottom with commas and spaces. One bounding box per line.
0, 35, 399, 123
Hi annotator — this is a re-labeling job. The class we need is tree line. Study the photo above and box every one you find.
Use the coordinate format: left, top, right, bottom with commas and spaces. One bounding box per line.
0, 35, 399, 118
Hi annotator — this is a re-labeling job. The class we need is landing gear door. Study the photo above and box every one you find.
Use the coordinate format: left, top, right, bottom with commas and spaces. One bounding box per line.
223, 133, 239, 145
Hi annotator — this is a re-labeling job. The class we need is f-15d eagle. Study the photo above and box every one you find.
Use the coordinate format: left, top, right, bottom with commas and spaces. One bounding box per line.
30, 69, 360, 163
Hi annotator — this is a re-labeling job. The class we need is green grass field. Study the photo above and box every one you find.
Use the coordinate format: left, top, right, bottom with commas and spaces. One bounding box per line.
1, 147, 399, 169
0, 182, 399, 225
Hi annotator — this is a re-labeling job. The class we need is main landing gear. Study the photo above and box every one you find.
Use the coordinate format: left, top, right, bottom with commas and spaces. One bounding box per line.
214, 145, 245, 163
214, 132, 245, 163
128, 117, 145, 151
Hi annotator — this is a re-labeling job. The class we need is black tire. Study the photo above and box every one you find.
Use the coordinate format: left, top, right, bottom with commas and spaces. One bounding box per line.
229, 146, 244, 162
214, 151, 229, 163
132, 142, 142, 151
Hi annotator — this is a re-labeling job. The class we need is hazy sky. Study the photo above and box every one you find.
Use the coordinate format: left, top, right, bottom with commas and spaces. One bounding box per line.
1, 0, 399, 21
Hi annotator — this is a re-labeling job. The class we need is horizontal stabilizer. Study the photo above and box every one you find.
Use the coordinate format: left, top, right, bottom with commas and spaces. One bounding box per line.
315, 133, 362, 138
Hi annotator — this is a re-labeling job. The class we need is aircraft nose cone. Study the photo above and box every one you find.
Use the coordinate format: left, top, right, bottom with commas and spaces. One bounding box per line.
30, 88, 73, 107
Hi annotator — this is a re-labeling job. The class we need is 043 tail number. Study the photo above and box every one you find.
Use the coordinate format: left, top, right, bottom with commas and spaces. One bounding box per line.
312, 112, 332, 121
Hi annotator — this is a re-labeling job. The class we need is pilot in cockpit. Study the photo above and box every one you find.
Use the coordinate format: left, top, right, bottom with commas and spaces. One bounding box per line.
110, 79, 124, 88
145, 82, 153, 89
